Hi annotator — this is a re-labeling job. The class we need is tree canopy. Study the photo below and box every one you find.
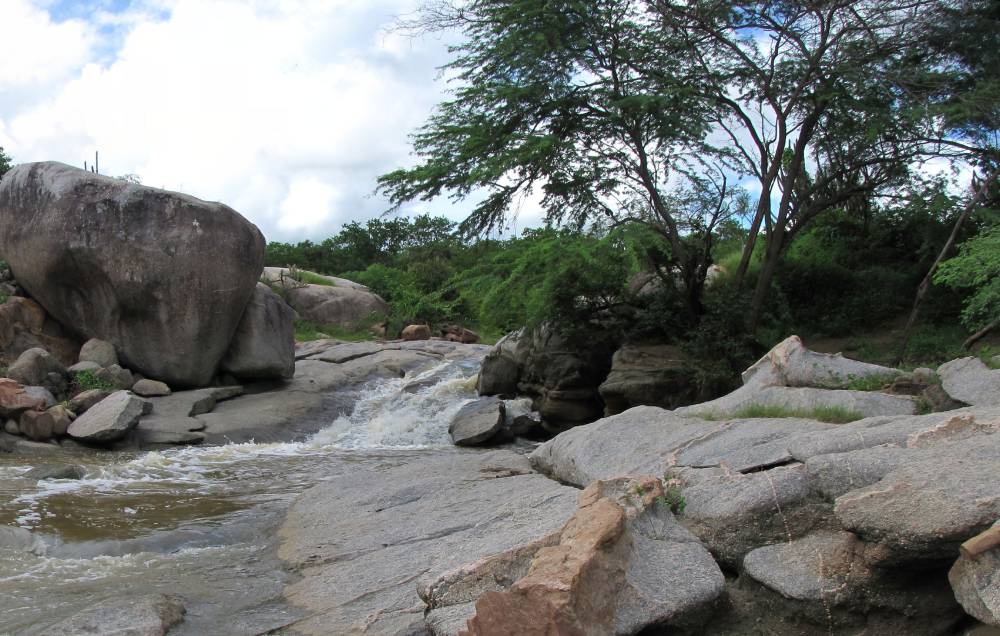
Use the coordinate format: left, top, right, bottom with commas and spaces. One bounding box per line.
0, 148, 11, 180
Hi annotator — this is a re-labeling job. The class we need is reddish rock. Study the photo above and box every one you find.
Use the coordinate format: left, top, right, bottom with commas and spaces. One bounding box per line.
0, 377, 47, 418
401, 324, 431, 341
442, 325, 480, 344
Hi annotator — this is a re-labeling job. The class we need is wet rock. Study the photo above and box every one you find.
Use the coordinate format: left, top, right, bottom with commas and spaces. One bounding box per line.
949, 521, 1000, 626
67, 360, 102, 374
38, 593, 186, 636
6, 347, 66, 386
67, 389, 111, 414
0, 377, 47, 417
0, 525, 44, 554
278, 451, 578, 636
24, 463, 87, 480
938, 357, 1000, 406
132, 378, 171, 397
67, 390, 146, 444
599, 343, 695, 414
78, 338, 118, 368
0, 162, 265, 387
95, 364, 135, 390
449, 397, 505, 446
220, 283, 295, 380
463, 477, 724, 635
402, 324, 432, 341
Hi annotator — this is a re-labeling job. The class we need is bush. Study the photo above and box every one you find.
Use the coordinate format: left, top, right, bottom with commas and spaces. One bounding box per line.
71, 371, 116, 393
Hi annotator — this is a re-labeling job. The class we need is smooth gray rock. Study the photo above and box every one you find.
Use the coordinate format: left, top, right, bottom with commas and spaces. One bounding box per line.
449, 397, 505, 446
67, 388, 110, 414
741, 335, 902, 389
0, 162, 265, 387
78, 338, 118, 367
305, 340, 384, 363
38, 593, 185, 636
476, 329, 522, 396
23, 385, 56, 409
741, 531, 962, 634
949, 521, 1000, 626
132, 378, 171, 397
67, 390, 146, 443
938, 357, 1000, 406
598, 343, 695, 414
834, 432, 1000, 566
278, 451, 578, 636
220, 283, 295, 380
7, 347, 65, 386
67, 360, 102, 374
265, 269, 388, 330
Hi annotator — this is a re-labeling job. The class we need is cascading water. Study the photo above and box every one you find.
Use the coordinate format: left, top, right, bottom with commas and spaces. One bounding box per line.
0, 357, 501, 635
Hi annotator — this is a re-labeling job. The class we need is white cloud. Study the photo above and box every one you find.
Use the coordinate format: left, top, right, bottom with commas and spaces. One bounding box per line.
0, 0, 471, 241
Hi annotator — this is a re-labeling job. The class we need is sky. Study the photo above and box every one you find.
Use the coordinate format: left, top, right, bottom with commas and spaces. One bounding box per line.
0, 0, 546, 242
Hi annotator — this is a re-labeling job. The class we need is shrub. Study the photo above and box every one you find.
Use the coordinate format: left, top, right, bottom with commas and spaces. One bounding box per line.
71, 370, 116, 393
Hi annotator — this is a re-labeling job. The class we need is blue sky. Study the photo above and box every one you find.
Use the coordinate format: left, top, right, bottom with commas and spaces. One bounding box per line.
0, 0, 529, 241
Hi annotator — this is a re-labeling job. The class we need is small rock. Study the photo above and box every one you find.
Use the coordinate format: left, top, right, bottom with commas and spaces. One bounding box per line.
937, 357, 1000, 406
132, 379, 171, 397
23, 385, 57, 409
912, 367, 937, 384
0, 525, 44, 555
4, 419, 19, 435
401, 324, 431, 341
78, 338, 119, 368
7, 347, 67, 386
95, 364, 135, 390
67, 360, 103, 374
67, 389, 111, 414
449, 397, 505, 446
949, 521, 1000, 626
19, 409, 56, 441
38, 593, 185, 636
67, 390, 146, 444
24, 464, 87, 480
47, 405, 74, 437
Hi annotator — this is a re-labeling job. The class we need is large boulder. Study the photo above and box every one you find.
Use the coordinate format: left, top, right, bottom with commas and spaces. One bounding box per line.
67, 389, 146, 443
598, 343, 696, 415
0, 162, 265, 387
463, 476, 724, 635
937, 357, 1000, 406
263, 267, 388, 329
449, 397, 505, 446
78, 338, 118, 367
219, 283, 295, 379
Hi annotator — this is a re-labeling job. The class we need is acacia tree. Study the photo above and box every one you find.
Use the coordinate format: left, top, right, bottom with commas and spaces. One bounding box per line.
379, 0, 951, 328
378, 0, 745, 317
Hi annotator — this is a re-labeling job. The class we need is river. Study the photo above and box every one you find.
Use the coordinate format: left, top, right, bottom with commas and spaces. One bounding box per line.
0, 357, 486, 635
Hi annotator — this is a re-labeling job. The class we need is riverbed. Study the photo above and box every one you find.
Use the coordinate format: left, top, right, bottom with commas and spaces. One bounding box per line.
0, 358, 484, 634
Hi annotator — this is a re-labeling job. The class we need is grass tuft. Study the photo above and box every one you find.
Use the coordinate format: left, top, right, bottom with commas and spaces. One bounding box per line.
701, 403, 864, 424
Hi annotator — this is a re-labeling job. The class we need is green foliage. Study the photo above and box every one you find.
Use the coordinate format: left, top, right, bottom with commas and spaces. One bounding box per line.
935, 223, 1000, 331
291, 269, 335, 287
293, 320, 374, 343
844, 374, 897, 392
71, 371, 116, 393
657, 487, 686, 515
0, 147, 11, 180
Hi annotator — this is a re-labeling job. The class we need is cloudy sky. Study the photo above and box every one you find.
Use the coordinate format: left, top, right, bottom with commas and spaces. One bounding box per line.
0, 0, 541, 242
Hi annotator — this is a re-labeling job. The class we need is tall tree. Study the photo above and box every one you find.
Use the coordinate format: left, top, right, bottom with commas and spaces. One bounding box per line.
378, 0, 744, 316
0, 147, 11, 180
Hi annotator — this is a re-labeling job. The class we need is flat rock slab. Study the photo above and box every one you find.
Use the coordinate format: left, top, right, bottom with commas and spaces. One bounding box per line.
37, 593, 185, 636
277, 450, 579, 635
938, 357, 1000, 406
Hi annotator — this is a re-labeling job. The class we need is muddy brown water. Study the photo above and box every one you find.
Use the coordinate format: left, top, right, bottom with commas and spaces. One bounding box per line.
0, 359, 483, 635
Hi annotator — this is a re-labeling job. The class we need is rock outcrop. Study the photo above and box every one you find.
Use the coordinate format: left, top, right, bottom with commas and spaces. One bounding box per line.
262, 267, 388, 329
675, 335, 915, 419
462, 476, 724, 635
220, 283, 295, 380
598, 343, 695, 415
0, 162, 266, 387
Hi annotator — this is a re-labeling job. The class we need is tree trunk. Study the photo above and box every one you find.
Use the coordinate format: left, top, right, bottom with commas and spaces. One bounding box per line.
747, 228, 785, 331
963, 319, 998, 350
897, 166, 1000, 363
734, 196, 768, 287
